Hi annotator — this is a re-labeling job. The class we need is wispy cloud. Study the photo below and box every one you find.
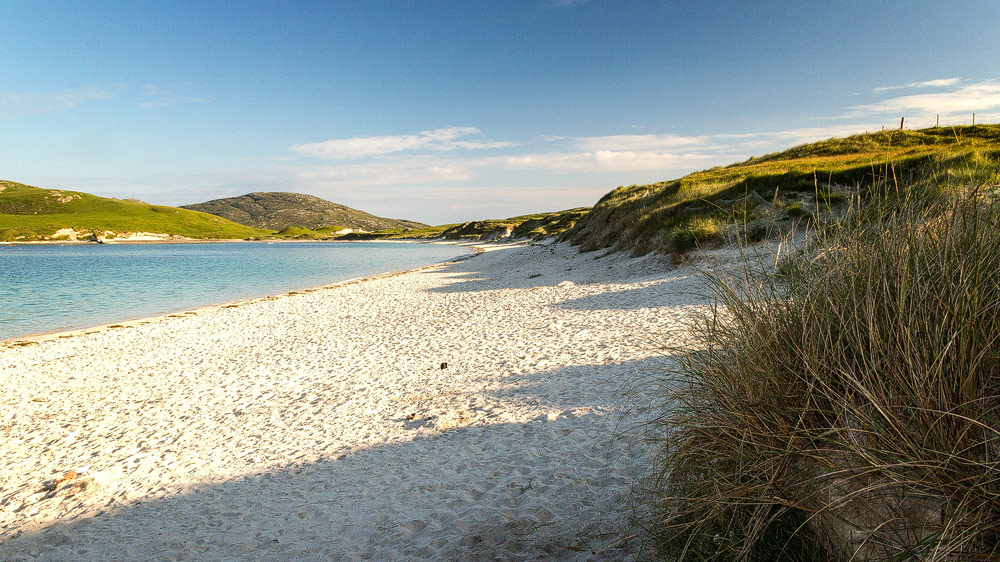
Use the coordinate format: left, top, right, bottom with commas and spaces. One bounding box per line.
285, 124, 893, 189
850, 80, 1000, 117
544, 0, 593, 8
292, 154, 477, 185
711, 124, 887, 147
0, 86, 117, 119
137, 83, 212, 109
571, 133, 706, 151
280, 89, 997, 221
486, 150, 716, 172
290, 127, 516, 159
873, 77, 960, 92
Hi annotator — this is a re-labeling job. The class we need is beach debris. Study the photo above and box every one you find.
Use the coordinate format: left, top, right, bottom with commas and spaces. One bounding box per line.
39, 470, 95, 499
398, 412, 436, 429
440, 362, 448, 369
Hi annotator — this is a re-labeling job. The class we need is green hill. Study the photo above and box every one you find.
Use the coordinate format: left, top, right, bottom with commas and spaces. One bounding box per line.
567, 125, 1000, 255
181, 192, 426, 232
0, 181, 270, 241
338, 208, 590, 241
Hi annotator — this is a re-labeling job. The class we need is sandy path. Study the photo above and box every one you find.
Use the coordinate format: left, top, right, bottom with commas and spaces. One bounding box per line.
0, 242, 710, 561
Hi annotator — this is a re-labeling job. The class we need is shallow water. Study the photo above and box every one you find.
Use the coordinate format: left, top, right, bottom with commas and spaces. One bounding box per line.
0, 241, 465, 340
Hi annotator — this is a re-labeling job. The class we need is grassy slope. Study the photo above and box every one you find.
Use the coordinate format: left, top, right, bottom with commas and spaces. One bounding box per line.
647, 175, 1000, 561
181, 192, 426, 232
568, 125, 1000, 255
0, 181, 270, 241
339, 208, 590, 241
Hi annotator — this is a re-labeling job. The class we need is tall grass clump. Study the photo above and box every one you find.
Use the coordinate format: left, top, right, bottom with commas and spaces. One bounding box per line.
647, 183, 1000, 560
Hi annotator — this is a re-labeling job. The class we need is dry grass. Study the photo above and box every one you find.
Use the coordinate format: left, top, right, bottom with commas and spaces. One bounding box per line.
569, 125, 1000, 256
641, 175, 1000, 560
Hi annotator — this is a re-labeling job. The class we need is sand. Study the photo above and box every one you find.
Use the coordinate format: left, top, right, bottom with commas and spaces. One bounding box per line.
0, 241, 714, 561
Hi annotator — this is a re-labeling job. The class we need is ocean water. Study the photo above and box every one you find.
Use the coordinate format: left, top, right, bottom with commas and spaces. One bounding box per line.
0, 241, 467, 340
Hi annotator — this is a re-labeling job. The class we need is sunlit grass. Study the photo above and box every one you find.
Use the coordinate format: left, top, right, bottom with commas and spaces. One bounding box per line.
642, 172, 1000, 560
570, 125, 1000, 256
0, 180, 269, 240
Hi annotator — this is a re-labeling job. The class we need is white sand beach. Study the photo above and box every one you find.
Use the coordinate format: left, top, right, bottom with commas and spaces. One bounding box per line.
0, 241, 713, 561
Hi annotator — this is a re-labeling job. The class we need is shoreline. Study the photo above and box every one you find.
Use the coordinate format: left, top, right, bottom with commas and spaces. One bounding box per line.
1, 242, 489, 346
1, 236, 466, 245
0, 241, 705, 560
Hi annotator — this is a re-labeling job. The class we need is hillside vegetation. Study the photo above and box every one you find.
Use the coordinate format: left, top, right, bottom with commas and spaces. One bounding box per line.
181, 192, 426, 231
568, 125, 1000, 255
0, 181, 268, 241
340, 208, 590, 241
640, 128, 1000, 561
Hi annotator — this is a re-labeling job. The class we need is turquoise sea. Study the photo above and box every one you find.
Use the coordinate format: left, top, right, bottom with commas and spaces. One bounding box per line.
0, 241, 466, 340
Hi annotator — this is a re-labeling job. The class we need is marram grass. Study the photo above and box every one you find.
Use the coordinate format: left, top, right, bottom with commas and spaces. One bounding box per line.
642, 180, 1000, 560
569, 124, 1000, 256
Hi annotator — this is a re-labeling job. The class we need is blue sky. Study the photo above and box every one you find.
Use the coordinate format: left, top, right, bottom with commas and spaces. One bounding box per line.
2, 1, 999, 224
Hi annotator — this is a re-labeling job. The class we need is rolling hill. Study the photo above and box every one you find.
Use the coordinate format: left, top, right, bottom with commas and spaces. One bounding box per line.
0, 181, 270, 241
566, 124, 1000, 255
338, 208, 591, 241
181, 192, 426, 232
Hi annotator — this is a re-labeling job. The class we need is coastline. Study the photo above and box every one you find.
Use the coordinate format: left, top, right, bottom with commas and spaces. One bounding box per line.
1, 241, 485, 346
0, 241, 710, 560
1, 236, 462, 245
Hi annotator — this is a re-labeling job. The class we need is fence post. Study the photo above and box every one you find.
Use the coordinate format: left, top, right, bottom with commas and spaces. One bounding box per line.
900, 117, 905, 130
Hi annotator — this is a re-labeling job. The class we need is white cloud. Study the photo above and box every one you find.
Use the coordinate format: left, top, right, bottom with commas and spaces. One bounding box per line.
571, 133, 706, 151
0, 86, 116, 119
489, 150, 716, 172
873, 77, 960, 92
712, 124, 886, 146
278, 93, 997, 222
137, 83, 212, 109
290, 154, 477, 186
292, 148, 719, 187
284, 125, 891, 190
137, 96, 212, 109
545, 0, 593, 7
849, 80, 1000, 117
290, 127, 516, 159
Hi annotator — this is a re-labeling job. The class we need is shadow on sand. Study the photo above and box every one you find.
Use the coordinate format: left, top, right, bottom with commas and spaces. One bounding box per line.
0, 356, 674, 562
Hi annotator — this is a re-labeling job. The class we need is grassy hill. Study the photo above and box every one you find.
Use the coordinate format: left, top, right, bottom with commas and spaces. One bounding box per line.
339, 208, 590, 241
638, 128, 1000, 560
181, 192, 426, 232
0, 180, 270, 241
567, 125, 1000, 255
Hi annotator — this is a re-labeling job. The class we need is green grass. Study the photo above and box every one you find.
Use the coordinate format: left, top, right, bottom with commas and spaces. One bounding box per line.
668, 217, 723, 254
337, 208, 589, 241
271, 226, 347, 239
313, 225, 345, 234
0, 180, 270, 240
569, 125, 1000, 256
643, 177, 1000, 560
